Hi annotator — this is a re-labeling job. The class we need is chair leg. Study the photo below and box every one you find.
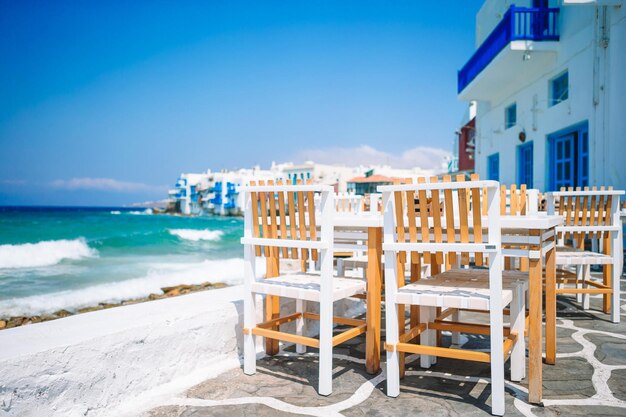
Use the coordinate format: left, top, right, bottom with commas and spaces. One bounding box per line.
296, 299, 307, 354
243, 292, 258, 375
318, 297, 333, 396
576, 265, 583, 304
420, 306, 434, 369
611, 232, 621, 323
451, 309, 461, 347
337, 258, 345, 276
582, 265, 591, 310
489, 305, 505, 416
385, 299, 401, 397
510, 283, 525, 382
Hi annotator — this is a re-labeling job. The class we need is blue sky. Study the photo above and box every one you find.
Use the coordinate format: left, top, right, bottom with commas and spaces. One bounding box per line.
0, 1, 481, 206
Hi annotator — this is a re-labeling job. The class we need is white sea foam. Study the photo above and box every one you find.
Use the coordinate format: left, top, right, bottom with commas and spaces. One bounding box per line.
0, 239, 98, 269
129, 209, 153, 215
110, 210, 121, 215
169, 229, 224, 242
0, 258, 262, 316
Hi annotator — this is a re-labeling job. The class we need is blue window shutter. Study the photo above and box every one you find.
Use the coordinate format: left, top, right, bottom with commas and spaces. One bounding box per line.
488, 153, 500, 181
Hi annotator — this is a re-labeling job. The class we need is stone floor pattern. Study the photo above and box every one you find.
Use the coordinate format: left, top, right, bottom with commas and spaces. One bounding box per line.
146, 276, 626, 416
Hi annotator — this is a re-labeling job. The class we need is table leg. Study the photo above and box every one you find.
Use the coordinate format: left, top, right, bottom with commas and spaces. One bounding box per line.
545, 232, 557, 365
366, 227, 382, 374
265, 255, 280, 355
528, 229, 543, 404
409, 260, 421, 342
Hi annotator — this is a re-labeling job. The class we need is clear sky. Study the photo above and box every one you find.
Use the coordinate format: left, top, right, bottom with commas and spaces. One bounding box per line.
0, 1, 482, 206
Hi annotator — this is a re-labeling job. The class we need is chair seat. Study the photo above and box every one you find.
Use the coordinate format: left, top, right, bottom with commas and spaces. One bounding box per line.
555, 246, 613, 265
251, 273, 366, 302
395, 269, 527, 310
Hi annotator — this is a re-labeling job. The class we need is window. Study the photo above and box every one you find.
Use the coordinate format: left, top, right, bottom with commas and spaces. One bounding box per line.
487, 153, 500, 181
550, 71, 568, 106
548, 122, 589, 190
517, 142, 533, 187
505, 103, 517, 129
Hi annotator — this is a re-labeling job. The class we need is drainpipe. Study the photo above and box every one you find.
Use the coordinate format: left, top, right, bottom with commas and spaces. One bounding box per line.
593, 5, 611, 186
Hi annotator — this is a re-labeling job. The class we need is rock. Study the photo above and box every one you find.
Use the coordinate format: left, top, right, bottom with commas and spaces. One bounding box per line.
78, 306, 102, 314
148, 293, 165, 301
6, 316, 27, 328
165, 288, 180, 297
0, 320, 6, 329
53, 309, 72, 318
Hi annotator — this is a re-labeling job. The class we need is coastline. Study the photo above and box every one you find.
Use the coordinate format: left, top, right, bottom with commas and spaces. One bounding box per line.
0, 280, 227, 330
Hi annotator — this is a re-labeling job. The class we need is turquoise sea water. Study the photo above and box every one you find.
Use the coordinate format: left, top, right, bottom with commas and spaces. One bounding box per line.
0, 207, 245, 316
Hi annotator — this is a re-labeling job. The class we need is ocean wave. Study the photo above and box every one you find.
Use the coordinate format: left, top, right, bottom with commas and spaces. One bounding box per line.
129, 209, 153, 215
110, 210, 121, 215
0, 239, 98, 269
168, 229, 223, 241
0, 258, 262, 316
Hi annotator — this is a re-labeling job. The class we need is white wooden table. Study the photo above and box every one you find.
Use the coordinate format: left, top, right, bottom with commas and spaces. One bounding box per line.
333, 211, 563, 404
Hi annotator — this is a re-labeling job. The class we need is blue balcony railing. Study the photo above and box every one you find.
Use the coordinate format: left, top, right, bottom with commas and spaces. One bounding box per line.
458, 6, 559, 93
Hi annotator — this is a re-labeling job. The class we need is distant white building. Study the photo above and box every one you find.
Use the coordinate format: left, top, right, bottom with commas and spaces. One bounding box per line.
168, 160, 445, 216
282, 162, 357, 192
205, 163, 289, 216
458, 0, 626, 191
168, 173, 209, 215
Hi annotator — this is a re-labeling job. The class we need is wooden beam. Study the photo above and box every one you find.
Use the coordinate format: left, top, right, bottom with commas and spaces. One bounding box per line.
252, 327, 320, 348
503, 332, 518, 361
556, 287, 612, 294
429, 321, 511, 337
332, 324, 367, 346
395, 342, 491, 363
303, 312, 366, 327
398, 323, 427, 343
257, 312, 302, 329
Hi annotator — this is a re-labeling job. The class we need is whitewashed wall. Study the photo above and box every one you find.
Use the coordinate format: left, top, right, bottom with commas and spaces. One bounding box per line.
473, 3, 626, 191
0, 286, 363, 417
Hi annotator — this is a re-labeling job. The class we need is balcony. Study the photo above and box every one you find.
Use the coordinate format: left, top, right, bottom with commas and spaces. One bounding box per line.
458, 6, 560, 100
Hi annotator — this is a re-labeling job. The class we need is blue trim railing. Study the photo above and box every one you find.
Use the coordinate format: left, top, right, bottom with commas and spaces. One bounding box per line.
458, 6, 559, 93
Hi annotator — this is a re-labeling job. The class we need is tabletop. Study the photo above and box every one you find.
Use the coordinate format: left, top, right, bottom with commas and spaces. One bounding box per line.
333, 212, 563, 230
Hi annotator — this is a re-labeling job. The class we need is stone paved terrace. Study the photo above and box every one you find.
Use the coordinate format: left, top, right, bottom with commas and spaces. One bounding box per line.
145, 276, 626, 417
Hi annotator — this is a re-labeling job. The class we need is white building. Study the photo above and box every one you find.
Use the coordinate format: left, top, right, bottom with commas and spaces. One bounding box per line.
458, 0, 626, 191
168, 173, 210, 215
206, 163, 289, 216
282, 162, 357, 192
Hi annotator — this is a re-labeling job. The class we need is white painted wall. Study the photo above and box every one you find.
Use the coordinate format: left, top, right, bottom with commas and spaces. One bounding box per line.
472, 2, 626, 191
0, 287, 245, 417
0, 285, 364, 417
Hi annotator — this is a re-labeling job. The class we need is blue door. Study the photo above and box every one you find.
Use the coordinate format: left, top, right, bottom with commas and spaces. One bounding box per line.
552, 134, 575, 190
549, 123, 589, 190
517, 142, 533, 187
487, 153, 500, 181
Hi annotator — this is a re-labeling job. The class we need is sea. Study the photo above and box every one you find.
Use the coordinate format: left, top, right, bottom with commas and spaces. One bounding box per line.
0, 206, 249, 317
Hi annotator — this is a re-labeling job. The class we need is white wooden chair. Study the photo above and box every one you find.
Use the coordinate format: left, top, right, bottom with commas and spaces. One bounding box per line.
381, 180, 526, 416
498, 183, 539, 272
546, 187, 624, 322
241, 181, 367, 396
335, 193, 383, 278
335, 192, 364, 214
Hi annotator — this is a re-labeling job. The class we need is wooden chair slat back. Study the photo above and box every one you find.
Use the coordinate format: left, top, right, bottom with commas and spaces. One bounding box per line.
245, 181, 331, 261
388, 178, 499, 268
